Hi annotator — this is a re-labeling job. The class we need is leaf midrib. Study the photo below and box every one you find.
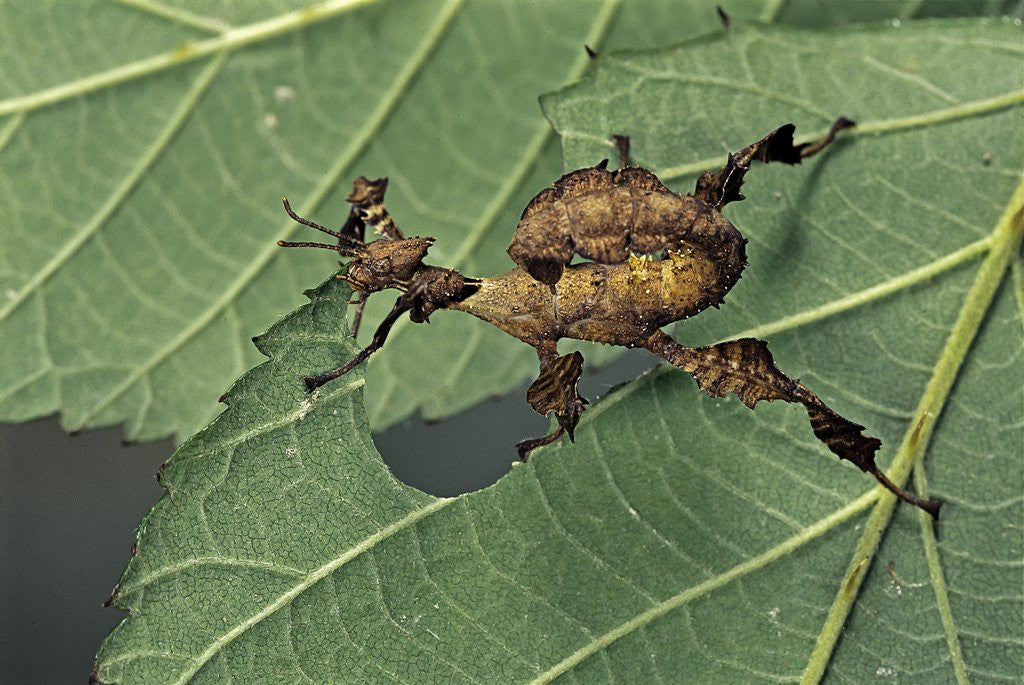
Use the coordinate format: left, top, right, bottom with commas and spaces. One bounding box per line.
800, 178, 1024, 683
530, 489, 881, 684
169, 496, 456, 685
0, 54, 227, 325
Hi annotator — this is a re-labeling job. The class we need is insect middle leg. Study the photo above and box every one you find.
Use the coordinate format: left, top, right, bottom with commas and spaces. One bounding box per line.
516, 341, 589, 461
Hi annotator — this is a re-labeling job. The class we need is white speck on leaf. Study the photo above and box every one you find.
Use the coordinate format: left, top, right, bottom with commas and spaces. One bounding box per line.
274, 85, 296, 102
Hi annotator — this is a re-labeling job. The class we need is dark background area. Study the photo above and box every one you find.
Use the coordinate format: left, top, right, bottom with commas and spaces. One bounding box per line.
0, 350, 657, 683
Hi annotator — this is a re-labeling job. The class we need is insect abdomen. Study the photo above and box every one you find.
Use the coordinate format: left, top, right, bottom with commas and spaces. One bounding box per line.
507, 165, 746, 294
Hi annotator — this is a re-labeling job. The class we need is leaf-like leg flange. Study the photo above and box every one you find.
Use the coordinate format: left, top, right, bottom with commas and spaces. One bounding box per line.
347, 176, 405, 240
643, 330, 941, 518
694, 117, 855, 209
517, 344, 589, 461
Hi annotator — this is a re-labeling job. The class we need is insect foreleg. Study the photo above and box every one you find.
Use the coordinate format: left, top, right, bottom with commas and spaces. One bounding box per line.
349, 291, 369, 339
693, 118, 855, 209
304, 294, 413, 392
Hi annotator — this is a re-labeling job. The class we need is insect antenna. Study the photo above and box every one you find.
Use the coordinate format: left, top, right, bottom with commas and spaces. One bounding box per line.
282, 197, 364, 248
276, 240, 360, 257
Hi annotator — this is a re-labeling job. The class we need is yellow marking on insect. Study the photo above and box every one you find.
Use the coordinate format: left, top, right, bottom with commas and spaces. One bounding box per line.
627, 253, 653, 284
667, 249, 693, 271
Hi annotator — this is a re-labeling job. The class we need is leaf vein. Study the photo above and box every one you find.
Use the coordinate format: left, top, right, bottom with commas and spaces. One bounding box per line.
0, 0, 381, 116
0, 54, 226, 327
67, 0, 464, 432
529, 491, 878, 684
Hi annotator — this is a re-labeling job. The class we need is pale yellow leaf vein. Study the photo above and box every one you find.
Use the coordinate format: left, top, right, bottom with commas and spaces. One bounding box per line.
365, 551, 483, 684
98, 650, 194, 668
117, 556, 306, 597
463, 500, 601, 641
406, 523, 541, 673
614, 63, 834, 120
913, 466, 970, 685
113, 0, 230, 34
0, 111, 25, 153
656, 90, 1024, 182
1013, 257, 1024, 334
861, 55, 960, 105
0, 0, 380, 116
800, 178, 1024, 684
163, 496, 455, 685
528, 489, 880, 684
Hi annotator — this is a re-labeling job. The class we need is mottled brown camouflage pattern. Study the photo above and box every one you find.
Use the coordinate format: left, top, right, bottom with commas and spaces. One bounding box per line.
279, 120, 940, 517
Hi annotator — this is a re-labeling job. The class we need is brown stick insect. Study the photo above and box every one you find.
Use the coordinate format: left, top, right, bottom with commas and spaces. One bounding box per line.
278, 120, 941, 518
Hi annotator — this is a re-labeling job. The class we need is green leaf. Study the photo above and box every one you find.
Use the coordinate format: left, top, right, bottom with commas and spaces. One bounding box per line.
0, 0, 1011, 442
96, 18, 1023, 683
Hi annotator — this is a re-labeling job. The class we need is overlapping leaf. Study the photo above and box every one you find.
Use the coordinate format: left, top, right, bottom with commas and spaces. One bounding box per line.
96, 18, 1022, 682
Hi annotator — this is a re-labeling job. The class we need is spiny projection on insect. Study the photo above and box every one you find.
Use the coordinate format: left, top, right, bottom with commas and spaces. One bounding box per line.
278, 119, 941, 518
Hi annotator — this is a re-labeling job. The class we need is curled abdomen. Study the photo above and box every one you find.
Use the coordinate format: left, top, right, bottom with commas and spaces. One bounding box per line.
507, 165, 747, 297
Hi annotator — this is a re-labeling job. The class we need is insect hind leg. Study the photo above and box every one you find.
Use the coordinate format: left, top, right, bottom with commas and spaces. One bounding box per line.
516, 344, 589, 461
693, 117, 855, 209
